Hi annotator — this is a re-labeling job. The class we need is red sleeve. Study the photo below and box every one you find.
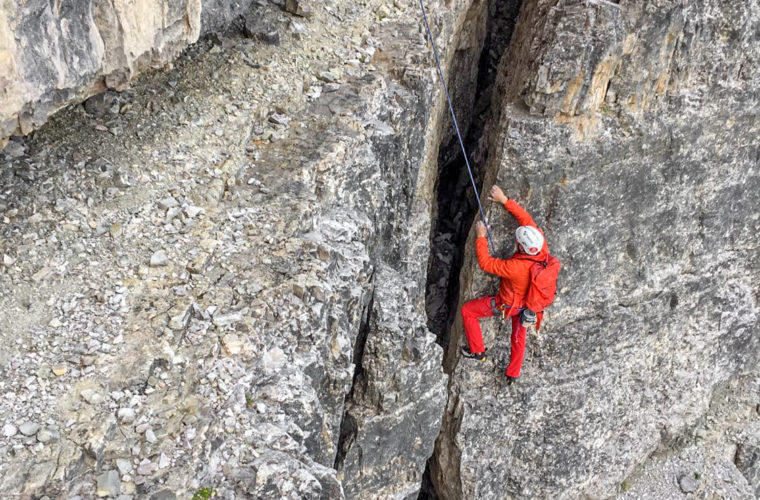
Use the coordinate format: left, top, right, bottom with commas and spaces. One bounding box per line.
504, 199, 537, 228
475, 237, 520, 278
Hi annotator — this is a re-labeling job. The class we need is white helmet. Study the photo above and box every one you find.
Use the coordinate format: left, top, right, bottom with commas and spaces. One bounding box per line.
515, 226, 544, 255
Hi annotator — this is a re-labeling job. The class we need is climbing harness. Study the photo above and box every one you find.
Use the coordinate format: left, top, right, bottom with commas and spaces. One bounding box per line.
418, 0, 495, 252
491, 296, 536, 326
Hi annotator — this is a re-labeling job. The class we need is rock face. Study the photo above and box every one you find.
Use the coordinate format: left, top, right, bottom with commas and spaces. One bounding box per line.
0, 0, 273, 143
1, 0, 198, 141
0, 0, 758, 499
0, 0, 470, 497
431, 0, 760, 498
335, 266, 447, 499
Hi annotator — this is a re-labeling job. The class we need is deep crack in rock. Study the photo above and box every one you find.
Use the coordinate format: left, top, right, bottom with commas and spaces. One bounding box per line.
421, 1, 522, 497
334, 281, 375, 471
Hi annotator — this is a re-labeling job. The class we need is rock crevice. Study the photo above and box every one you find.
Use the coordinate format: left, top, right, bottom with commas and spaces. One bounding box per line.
0, 0, 758, 499
430, 1, 760, 498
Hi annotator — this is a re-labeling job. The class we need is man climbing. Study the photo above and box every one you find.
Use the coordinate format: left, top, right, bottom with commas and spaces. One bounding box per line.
460, 185, 549, 385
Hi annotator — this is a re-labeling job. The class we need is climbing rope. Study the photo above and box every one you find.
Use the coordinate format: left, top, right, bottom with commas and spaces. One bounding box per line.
418, 0, 495, 251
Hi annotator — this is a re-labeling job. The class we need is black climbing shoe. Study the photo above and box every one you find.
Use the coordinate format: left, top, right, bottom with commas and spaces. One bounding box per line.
461, 346, 487, 361
505, 375, 518, 386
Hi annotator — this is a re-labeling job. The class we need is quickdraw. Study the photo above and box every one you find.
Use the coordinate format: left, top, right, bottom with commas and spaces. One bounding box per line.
490, 297, 509, 323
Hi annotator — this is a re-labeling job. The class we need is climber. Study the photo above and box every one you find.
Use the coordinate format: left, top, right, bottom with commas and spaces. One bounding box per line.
460, 185, 549, 385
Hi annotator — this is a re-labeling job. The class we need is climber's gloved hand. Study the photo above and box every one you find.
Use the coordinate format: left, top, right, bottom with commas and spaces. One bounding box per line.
475, 221, 487, 238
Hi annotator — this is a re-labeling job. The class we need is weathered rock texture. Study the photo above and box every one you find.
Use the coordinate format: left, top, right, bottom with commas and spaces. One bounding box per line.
620, 374, 760, 499
1, 0, 759, 498
432, 0, 760, 498
0, 0, 271, 143
335, 266, 447, 499
1, 0, 196, 141
0, 0, 472, 497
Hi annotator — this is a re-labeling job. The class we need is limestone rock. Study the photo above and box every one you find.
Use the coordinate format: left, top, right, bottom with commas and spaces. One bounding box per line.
51, 364, 67, 376
36, 428, 55, 443
96, 470, 121, 497
149, 251, 169, 267
221, 333, 244, 355
679, 474, 699, 493
284, 0, 315, 18
431, 1, 760, 499
735, 441, 760, 497
117, 408, 136, 424
18, 422, 40, 436
0, 0, 756, 499
80, 389, 104, 405
335, 267, 447, 498
0, 0, 204, 140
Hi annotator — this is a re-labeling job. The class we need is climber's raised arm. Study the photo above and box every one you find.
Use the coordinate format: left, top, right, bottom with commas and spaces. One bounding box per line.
488, 185, 537, 228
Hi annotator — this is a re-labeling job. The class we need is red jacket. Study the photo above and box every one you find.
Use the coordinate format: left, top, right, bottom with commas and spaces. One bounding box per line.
476, 199, 549, 309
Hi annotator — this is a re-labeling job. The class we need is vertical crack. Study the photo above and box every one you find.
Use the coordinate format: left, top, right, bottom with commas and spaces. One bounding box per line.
421, 1, 523, 498
424, 0, 523, 354
333, 282, 375, 471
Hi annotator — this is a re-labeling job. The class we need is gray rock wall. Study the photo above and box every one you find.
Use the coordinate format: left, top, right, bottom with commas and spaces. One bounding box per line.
1, 0, 758, 498
0, 0, 466, 497
0, 0, 269, 144
432, 0, 760, 498
336, 266, 446, 499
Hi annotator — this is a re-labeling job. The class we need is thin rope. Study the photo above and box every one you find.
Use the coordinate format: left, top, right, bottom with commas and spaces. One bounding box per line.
418, 0, 495, 252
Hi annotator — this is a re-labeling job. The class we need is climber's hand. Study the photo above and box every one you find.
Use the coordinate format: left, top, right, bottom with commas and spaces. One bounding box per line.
488, 185, 508, 204
475, 221, 487, 238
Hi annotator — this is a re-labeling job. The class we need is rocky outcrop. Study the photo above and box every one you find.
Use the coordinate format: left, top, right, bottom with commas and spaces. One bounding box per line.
1, 0, 198, 142
431, 0, 760, 498
1, 0, 758, 498
0, 0, 470, 497
335, 266, 446, 499
0, 0, 272, 144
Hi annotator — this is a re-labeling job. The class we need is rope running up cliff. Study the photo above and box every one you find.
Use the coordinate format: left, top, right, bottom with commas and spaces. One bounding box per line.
418, 0, 495, 252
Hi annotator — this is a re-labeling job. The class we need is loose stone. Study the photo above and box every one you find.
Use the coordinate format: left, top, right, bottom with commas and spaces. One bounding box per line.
222, 333, 244, 355
268, 113, 290, 126
150, 251, 169, 267
145, 428, 158, 443
158, 197, 178, 209
679, 474, 698, 493
117, 408, 136, 424
284, 0, 315, 18
19, 422, 40, 436
81, 389, 104, 405
96, 470, 121, 497
116, 458, 133, 475
36, 429, 54, 443
213, 312, 243, 327
136, 462, 155, 475
51, 364, 67, 376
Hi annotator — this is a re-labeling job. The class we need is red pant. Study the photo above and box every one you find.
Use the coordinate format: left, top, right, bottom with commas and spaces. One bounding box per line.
462, 295, 527, 378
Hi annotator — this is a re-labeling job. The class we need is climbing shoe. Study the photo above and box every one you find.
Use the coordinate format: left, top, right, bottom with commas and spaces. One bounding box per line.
460, 346, 487, 361
505, 375, 518, 386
